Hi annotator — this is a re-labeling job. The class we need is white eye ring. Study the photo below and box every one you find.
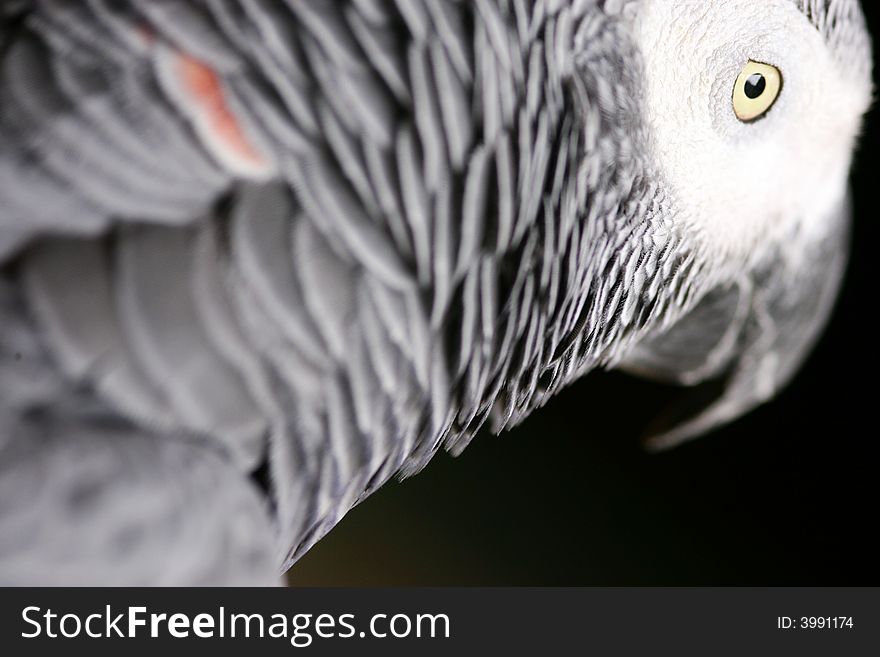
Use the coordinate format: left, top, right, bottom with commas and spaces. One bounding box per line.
733, 60, 783, 122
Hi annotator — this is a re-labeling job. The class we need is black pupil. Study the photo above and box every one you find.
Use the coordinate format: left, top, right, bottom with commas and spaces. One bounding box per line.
744, 73, 766, 99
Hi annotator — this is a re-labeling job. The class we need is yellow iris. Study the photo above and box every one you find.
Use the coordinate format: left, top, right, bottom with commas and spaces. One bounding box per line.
733, 61, 782, 123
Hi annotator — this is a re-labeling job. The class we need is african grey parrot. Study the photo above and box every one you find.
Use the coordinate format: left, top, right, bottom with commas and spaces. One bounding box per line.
0, 0, 872, 584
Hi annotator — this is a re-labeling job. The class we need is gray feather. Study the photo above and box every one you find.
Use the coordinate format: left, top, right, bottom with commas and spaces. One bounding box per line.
0, 0, 870, 585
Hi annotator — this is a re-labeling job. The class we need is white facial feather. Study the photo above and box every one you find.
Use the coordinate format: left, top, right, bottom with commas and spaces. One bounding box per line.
631, 0, 872, 270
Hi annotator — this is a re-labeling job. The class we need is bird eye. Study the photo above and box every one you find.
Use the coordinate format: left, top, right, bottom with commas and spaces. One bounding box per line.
732, 61, 782, 123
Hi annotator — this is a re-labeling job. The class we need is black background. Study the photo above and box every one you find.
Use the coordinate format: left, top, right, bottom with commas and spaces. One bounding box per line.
290, 6, 880, 585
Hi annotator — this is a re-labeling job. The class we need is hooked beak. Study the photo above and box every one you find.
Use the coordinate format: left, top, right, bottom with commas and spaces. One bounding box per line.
620, 196, 852, 450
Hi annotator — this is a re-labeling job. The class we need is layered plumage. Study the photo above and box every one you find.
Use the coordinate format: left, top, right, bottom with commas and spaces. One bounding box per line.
0, 0, 871, 583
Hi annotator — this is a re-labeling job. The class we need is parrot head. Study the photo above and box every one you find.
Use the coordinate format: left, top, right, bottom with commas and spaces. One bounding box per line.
609, 0, 872, 447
